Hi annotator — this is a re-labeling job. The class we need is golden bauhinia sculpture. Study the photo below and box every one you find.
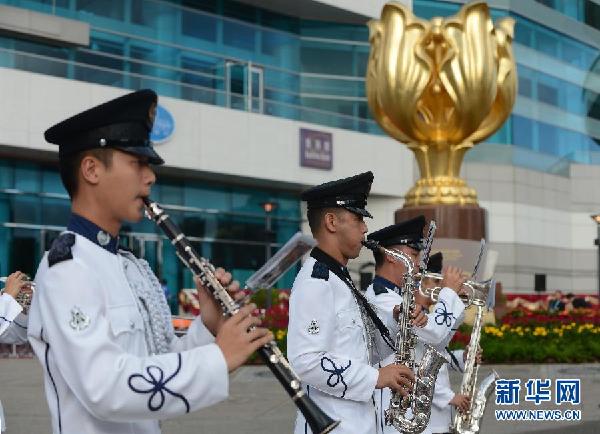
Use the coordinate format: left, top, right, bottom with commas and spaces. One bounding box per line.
367, 1, 517, 206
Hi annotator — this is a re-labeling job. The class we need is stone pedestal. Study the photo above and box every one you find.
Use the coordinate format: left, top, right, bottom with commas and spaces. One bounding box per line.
395, 204, 487, 241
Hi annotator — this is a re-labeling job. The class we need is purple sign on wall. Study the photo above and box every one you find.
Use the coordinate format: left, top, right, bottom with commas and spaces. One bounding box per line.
300, 128, 333, 170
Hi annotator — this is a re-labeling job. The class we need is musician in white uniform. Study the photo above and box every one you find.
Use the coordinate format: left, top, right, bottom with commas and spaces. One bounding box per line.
27, 89, 273, 434
364, 218, 468, 434
287, 172, 415, 434
1, 271, 30, 432
416, 253, 477, 434
0, 271, 29, 342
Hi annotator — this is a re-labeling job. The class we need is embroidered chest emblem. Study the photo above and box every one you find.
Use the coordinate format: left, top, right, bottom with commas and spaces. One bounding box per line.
307, 319, 320, 335
69, 306, 90, 331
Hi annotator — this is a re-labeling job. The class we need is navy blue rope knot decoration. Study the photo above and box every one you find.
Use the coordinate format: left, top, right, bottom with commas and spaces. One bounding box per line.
128, 353, 190, 413
434, 300, 456, 327
321, 356, 351, 398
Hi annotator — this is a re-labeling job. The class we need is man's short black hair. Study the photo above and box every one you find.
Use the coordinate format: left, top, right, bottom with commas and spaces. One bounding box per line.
59, 148, 114, 198
307, 207, 342, 236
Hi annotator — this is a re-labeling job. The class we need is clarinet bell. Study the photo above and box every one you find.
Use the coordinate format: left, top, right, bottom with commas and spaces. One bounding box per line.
295, 394, 340, 434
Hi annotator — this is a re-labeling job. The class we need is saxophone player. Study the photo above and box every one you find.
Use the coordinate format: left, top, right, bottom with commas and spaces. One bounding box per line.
364, 217, 467, 434
416, 253, 483, 434
287, 172, 414, 434
27, 90, 273, 434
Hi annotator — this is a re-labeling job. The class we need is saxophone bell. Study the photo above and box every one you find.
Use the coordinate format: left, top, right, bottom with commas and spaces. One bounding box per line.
417, 273, 496, 308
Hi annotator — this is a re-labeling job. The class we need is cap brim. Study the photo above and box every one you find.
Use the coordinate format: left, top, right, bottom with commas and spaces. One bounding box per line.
116, 145, 165, 165
344, 206, 373, 218
407, 241, 424, 251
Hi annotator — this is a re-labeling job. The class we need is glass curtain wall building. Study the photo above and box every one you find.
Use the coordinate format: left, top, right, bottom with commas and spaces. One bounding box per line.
0, 158, 301, 311
0, 0, 599, 299
0, 0, 598, 165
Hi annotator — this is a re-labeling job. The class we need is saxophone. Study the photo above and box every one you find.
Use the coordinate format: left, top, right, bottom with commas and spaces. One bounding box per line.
451, 279, 498, 434
362, 239, 447, 434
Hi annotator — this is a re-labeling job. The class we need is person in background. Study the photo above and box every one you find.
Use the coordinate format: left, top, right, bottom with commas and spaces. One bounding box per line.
1, 270, 31, 433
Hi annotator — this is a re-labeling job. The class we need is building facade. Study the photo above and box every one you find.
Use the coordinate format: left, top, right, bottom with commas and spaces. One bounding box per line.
0, 0, 599, 296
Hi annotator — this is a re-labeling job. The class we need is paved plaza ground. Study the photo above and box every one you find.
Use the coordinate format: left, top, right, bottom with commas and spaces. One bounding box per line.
0, 359, 598, 433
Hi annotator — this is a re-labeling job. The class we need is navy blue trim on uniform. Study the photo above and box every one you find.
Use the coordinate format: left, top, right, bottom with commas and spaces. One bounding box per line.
310, 247, 351, 284
380, 388, 384, 432
305, 385, 310, 434
371, 275, 400, 296
67, 213, 119, 254
0, 315, 10, 324
311, 261, 329, 280
434, 300, 456, 327
320, 356, 351, 398
48, 232, 75, 267
446, 347, 463, 373
12, 319, 27, 329
41, 327, 62, 434
128, 353, 190, 413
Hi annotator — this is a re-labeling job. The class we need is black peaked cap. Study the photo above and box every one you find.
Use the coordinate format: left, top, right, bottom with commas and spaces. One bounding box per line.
44, 89, 164, 165
367, 215, 426, 250
301, 171, 374, 218
426, 252, 443, 274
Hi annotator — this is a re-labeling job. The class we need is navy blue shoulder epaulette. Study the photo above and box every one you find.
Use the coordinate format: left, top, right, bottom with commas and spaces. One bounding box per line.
48, 232, 76, 267
372, 282, 389, 296
311, 261, 329, 280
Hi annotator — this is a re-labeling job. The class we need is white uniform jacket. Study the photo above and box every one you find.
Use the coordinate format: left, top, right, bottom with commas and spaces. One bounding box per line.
0, 293, 28, 344
365, 275, 465, 434
27, 216, 229, 434
287, 247, 381, 434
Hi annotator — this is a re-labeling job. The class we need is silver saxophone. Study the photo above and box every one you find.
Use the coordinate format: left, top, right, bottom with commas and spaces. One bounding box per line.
362, 222, 447, 434
452, 240, 499, 434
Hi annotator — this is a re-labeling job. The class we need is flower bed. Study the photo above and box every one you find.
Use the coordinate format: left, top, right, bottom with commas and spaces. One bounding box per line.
449, 309, 600, 363
247, 288, 290, 361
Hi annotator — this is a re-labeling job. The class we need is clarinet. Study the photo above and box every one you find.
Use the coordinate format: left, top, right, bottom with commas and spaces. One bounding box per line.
143, 198, 339, 434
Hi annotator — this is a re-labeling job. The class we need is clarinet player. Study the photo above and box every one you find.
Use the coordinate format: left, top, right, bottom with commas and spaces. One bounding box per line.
27, 89, 273, 434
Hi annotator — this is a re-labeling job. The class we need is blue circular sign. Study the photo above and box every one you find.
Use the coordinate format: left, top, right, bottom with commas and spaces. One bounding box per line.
151, 104, 175, 143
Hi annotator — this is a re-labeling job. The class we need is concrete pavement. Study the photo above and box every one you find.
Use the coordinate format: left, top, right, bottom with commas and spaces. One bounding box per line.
1, 359, 598, 433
